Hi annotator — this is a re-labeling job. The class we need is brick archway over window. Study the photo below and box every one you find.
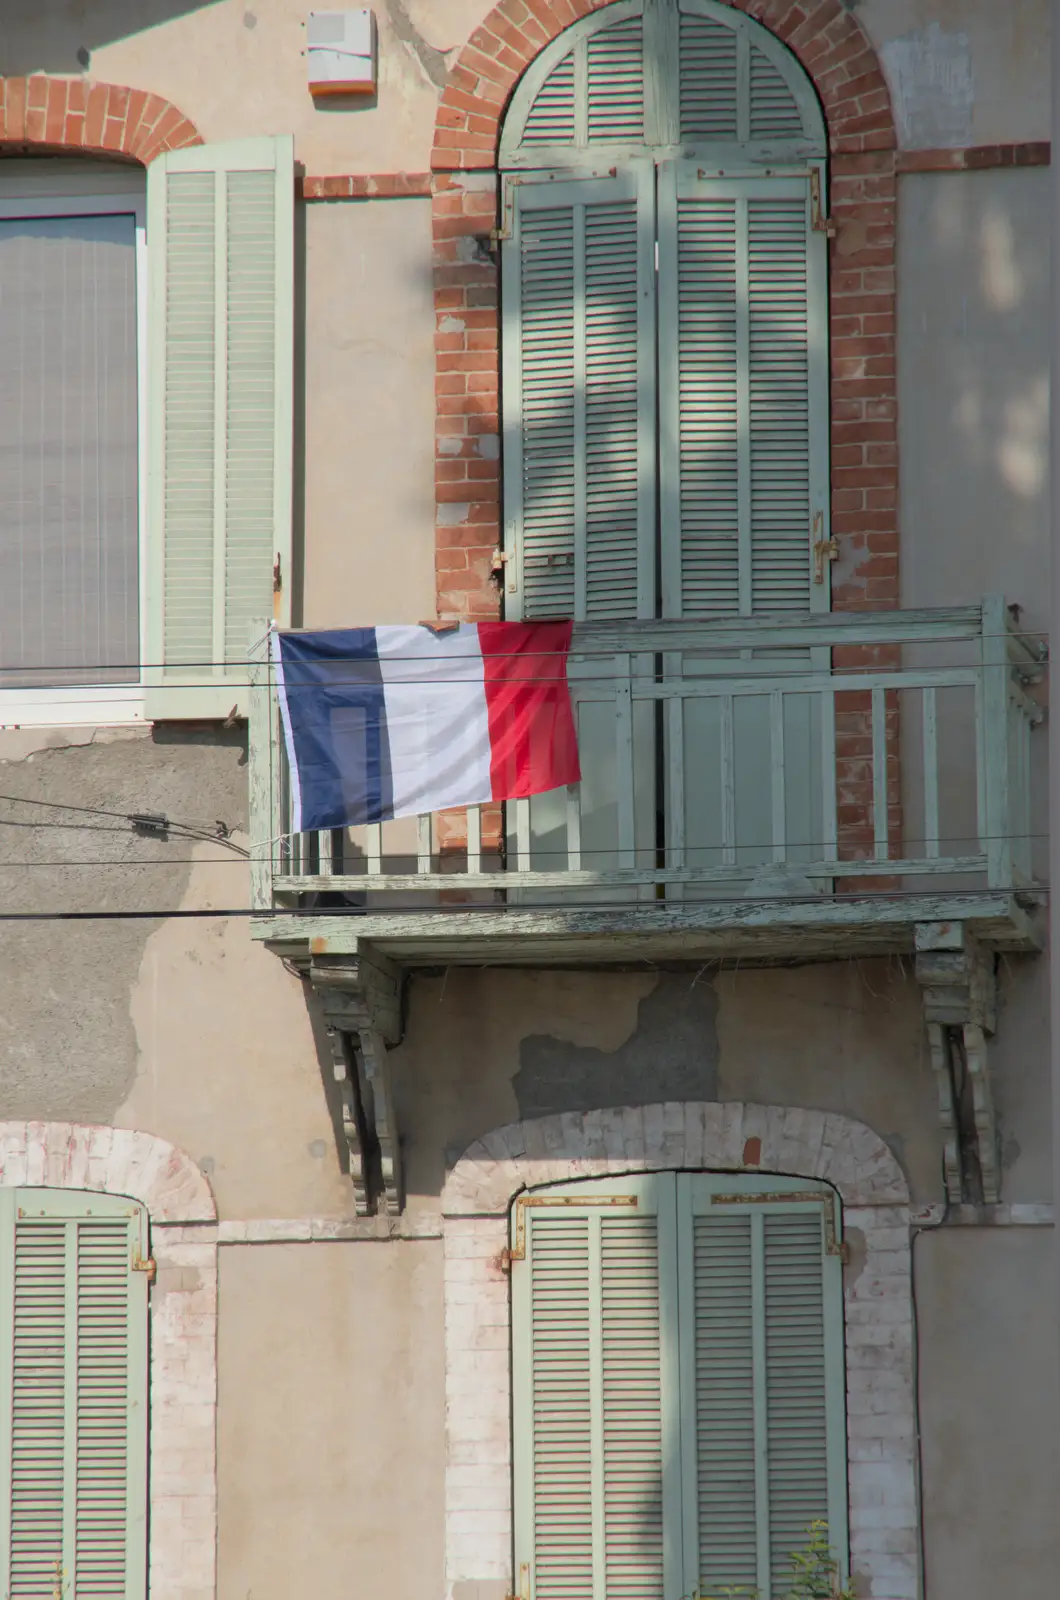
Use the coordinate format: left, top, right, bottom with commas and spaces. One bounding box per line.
429, 0, 899, 625
0, 75, 201, 164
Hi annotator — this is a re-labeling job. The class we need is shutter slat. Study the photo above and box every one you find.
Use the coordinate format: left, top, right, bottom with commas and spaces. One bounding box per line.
530, 1217, 593, 1600
504, 170, 655, 622
522, 50, 576, 145
749, 43, 806, 141
586, 18, 645, 143
601, 1217, 664, 1599
691, 1213, 758, 1594
678, 11, 739, 141
75, 1222, 133, 1597
146, 137, 293, 720
764, 1212, 830, 1593
9, 1223, 66, 1597
660, 169, 825, 620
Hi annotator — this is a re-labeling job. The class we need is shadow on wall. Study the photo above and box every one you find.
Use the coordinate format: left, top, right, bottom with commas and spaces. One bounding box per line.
0, 1, 219, 76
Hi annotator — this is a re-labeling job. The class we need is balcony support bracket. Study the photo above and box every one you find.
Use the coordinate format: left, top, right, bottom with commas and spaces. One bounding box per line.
915, 922, 999, 1205
309, 949, 404, 1216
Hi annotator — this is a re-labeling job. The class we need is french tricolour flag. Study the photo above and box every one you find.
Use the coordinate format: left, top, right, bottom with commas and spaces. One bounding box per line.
272, 621, 580, 832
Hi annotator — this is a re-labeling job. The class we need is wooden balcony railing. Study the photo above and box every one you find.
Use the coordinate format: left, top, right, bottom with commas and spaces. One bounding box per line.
248, 597, 1043, 916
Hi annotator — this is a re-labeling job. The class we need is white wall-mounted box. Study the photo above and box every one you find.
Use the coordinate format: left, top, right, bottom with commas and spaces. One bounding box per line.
307, 10, 377, 96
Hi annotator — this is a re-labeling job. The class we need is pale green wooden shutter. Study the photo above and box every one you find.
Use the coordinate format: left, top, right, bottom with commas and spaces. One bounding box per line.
145, 136, 294, 719
0, 1189, 149, 1599
676, 1179, 848, 1600
658, 164, 830, 619
511, 1175, 681, 1600
502, 165, 657, 621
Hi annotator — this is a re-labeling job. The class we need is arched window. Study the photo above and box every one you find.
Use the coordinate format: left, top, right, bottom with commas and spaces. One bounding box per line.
499, 0, 830, 624
0, 1189, 149, 1595
510, 1171, 849, 1597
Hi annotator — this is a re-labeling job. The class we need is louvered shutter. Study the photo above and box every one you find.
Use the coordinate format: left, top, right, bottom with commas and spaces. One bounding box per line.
511, 1175, 682, 1600
145, 137, 294, 719
0, 1189, 149, 1599
676, 1179, 848, 1599
658, 164, 829, 619
502, 165, 657, 621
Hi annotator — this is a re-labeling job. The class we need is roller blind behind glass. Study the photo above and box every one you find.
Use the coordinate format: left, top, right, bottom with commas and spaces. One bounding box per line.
0, 212, 139, 687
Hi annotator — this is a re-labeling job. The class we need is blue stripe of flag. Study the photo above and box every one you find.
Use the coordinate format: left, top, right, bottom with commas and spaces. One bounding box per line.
276, 628, 394, 828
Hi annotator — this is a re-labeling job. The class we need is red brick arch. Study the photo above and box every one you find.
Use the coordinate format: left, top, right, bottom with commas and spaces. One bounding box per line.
430, 0, 899, 624
429, 0, 901, 863
0, 76, 200, 165
433, 0, 895, 168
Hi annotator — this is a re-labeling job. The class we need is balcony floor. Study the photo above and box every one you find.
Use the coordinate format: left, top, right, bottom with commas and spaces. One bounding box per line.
255, 889, 1040, 970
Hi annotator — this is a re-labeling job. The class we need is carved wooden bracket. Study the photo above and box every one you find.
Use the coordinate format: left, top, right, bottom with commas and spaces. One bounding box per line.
309, 950, 403, 1216
915, 922, 999, 1205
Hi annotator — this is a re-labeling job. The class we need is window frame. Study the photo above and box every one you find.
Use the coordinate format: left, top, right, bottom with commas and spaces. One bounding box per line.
0, 166, 148, 727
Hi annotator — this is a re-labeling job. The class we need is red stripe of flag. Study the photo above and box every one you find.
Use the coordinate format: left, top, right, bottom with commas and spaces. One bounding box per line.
479, 621, 581, 800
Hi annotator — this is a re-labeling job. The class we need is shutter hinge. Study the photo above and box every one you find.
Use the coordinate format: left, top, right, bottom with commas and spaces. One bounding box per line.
810, 169, 837, 238
505, 1561, 532, 1600
813, 511, 838, 584
131, 1251, 157, 1283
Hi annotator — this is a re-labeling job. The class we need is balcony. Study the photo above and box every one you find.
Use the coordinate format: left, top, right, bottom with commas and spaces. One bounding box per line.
248, 596, 1044, 969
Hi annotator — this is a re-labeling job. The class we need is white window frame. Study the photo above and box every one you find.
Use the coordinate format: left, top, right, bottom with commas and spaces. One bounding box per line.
0, 166, 148, 727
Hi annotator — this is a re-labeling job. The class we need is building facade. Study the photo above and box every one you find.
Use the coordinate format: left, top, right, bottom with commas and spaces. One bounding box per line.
0, 1, 1055, 1597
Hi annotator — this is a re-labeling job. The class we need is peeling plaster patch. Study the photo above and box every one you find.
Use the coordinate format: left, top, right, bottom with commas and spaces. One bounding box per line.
881, 24, 973, 149
513, 973, 719, 1121
437, 435, 462, 456
843, 1224, 868, 1291
450, 172, 496, 194
437, 502, 470, 526
439, 316, 465, 334
383, 0, 449, 90
476, 434, 500, 460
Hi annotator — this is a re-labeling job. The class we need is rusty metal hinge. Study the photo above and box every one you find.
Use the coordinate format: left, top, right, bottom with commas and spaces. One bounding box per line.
813, 511, 838, 584
504, 1193, 638, 1266
505, 1561, 532, 1600
131, 1251, 157, 1283
710, 1189, 848, 1260
810, 168, 837, 238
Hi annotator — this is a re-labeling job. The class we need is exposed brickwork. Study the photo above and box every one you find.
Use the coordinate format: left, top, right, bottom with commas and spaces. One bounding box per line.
429, 1, 902, 870
442, 1105, 917, 1600
898, 140, 1051, 172
0, 76, 201, 163
0, 1122, 217, 1600
300, 170, 433, 199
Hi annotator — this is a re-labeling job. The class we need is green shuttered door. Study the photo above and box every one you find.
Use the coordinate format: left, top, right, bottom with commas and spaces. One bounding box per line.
503, 164, 827, 624
146, 136, 294, 719
512, 1174, 847, 1600
0, 1190, 148, 1599
658, 166, 829, 620
502, 167, 657, 622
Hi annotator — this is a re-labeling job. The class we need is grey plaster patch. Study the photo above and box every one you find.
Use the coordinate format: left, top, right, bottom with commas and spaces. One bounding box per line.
512, 973, 718, 1121
384, 0, 449, 89
437, 502, 470, 527
0, 728, 246, 1124
881, 24, 973, 148
308, 1139, 328, 1159
843, 1225, 868, 1292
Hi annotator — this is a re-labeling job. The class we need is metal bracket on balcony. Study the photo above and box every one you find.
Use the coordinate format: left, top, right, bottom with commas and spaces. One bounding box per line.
308, 950, 404, 1216
915, 922, 999, 1206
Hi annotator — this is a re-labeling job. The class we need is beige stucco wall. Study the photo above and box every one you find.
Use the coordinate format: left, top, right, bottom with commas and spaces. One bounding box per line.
217, 1239, 445, 1599
7, 0, 1053, 168
300, 195, 437, 627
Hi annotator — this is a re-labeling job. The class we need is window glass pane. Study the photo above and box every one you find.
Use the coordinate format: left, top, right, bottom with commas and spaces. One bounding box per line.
0, 211, 139, 687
